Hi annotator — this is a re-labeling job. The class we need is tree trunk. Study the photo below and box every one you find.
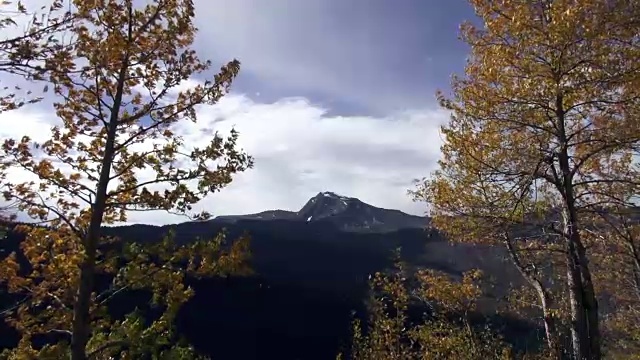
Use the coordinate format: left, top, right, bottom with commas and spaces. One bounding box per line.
70, 63, 128, 360
563, 222, 588, 360
537, 283, 559, 357
503, 235, 560, 358
559, 180, 601, 360
572, 224, 601, 359
556, 92, 601, 360
561, 208, 602, 360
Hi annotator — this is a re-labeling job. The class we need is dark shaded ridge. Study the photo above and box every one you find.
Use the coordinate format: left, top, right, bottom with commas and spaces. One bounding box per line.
0, 194, 544, 359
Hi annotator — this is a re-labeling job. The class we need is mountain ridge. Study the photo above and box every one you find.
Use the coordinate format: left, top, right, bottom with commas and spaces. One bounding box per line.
213, 191, 428, 233
1, 193, 531, 360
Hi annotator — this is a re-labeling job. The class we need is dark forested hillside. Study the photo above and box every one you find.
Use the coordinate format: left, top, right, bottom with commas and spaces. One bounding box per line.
1, 193, 532, 359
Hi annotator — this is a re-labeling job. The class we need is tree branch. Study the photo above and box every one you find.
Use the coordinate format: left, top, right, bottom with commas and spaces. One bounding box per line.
87, 340, 130, 359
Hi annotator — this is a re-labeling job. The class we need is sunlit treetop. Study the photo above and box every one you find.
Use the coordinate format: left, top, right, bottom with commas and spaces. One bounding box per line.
1, 0, 253, 234
413, 0, 640, 242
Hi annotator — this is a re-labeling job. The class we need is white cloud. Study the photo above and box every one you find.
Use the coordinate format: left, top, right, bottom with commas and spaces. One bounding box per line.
0, 92, 446, 225
167, 93, 446, 218
0, 0, 448, 226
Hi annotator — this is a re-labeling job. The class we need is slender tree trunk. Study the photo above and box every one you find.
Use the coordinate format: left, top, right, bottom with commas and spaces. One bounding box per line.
562, 212, 588, 360
541, 293, 560, 359
70, 63, 128, 360
561, 209, 601, 360
572, 230, 601, 359
503, 235, 559, 358
556, 92, 601, 360
559, 173, 602, 360
534, 279, 559, 357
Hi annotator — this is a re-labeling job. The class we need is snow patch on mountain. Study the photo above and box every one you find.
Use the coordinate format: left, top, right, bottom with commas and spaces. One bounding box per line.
214, 191, 428, 233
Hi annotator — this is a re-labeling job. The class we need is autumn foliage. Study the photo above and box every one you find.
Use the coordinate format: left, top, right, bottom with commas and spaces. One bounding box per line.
410, 0, 640, 359
0, 0, 74, 112
0, 0, 252, 358
1, 0, 640, 359
341, 258, 513, 360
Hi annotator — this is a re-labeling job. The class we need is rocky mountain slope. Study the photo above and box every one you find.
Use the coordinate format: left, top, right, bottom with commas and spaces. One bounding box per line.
214, 191, 428, 232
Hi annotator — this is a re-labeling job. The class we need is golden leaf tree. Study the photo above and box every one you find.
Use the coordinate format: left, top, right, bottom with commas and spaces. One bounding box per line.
0, 0, 253, 358
0, 0, 74, 112
342, 259, 512, 360
412, 1, 640, 359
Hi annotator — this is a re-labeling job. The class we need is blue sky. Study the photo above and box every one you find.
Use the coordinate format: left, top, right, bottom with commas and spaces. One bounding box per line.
0, 0, 479, 225
194, 0, 476, 116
